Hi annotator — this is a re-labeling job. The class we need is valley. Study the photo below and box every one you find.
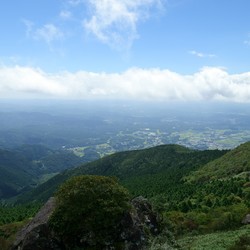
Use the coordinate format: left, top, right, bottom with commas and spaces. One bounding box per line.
68, 127, 250, 159
0, 100, 250, 249
1, 100, 250, 161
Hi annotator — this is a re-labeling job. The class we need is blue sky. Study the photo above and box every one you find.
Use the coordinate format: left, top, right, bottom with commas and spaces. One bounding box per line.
1, 0, 250, 101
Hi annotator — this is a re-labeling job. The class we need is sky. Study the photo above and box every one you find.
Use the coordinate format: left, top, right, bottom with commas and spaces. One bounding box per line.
1, 0, 250, 102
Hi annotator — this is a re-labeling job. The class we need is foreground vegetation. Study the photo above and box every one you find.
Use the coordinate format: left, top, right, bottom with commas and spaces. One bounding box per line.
0, 220, 32, 250
49, 175, 131, 249
0, 203, 41, 250
0, 203, 41, 226
178, 225, 250, 250
1, 142, 250, 249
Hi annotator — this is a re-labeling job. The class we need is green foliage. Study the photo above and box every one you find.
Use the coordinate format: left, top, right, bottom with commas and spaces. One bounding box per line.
0, 144, 85, 199
149, 228, 179, 250
0, 148, 35, 199
178, 225, 250, 250
229, 234, 250, 250
0, 221, 29, 250
0, 203, 41, 225
186, 141, 250, 183
49, 175, 131, 248
14, 142, 250, 244
166, 203, 249, 235
0, 200, 41, 249
19, 144, 226, 203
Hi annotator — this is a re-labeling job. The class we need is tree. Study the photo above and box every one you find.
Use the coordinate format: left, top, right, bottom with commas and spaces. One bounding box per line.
49, 175, 131, 248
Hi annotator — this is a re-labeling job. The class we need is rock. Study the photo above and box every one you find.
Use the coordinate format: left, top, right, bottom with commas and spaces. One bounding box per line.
131, 196, 159, 235
242, 214, 250, 224
117, 196, 160, 250
11, 197, 62, 250
12, 196, 161, 250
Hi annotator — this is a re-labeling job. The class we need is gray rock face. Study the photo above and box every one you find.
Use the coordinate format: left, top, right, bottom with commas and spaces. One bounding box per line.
11, 197, 62, 250
12, 196, 161, 250
242, 214, 250, 224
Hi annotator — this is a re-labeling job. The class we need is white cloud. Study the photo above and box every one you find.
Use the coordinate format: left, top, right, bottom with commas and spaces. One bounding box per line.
1, 65, 250, 102
23, 20, 65, 47
0, 66, 68, 98
83, 0, 165, 50
189, 50, 216, 58
22, 0, 164, 51
34, 24, 64, 44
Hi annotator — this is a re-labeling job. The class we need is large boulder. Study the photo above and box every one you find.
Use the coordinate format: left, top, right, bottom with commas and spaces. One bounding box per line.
242, 214, 250, 224
12, 196, 161, 250
11, 197, 62, 250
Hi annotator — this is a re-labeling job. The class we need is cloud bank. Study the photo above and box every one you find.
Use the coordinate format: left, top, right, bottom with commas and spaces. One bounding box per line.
1, 66, 250, 102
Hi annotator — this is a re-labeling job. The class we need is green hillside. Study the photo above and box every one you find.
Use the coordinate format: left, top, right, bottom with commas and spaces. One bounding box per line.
186, 141, 250, 183
17, 144, 227, 203
17, 142, 250, 239
0, 145, 85, 199
163, 142, 250, 236
2, 142, 250, 249
0, 149, 35, 199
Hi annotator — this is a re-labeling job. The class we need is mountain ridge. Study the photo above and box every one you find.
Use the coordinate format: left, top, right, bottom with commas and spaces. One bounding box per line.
17, 144, 228, 203
186, 141, 250, 183
0, 145, 86, 199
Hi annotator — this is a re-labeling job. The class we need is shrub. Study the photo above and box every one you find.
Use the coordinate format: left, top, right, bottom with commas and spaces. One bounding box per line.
49, 175, 131, 248
229, 234, 250, 250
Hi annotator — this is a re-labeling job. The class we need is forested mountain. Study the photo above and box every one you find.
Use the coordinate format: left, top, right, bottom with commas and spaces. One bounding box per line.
0, 149, 35, 198
186, 141, 250, 182
17, 144, 227, 203
16, 142, 250, 235
1, 142, 250, 249
0, 145, 85, 199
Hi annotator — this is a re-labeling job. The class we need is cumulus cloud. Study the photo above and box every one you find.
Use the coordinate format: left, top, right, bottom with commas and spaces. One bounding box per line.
22, 0, 165, 51
189, 50, 216, 58
1, 65, 250, 102
83, 0, 165, 50
0, 66, 68, 98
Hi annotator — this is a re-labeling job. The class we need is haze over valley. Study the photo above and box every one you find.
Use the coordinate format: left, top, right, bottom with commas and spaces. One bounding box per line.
1, 100, 250, 159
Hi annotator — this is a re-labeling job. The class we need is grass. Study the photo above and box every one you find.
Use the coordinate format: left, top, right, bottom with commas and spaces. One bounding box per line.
177, 225, 250, 250
0, 220, 30, 250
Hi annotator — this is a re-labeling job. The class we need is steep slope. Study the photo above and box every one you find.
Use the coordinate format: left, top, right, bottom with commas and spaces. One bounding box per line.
0, 149, 35, 198
159, 142, 250, 236
0, 145, 85, 199
7, 142, 250, 243
14, 144, 85, 175
18, 144, 227, 203
186, 141, 250, 183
